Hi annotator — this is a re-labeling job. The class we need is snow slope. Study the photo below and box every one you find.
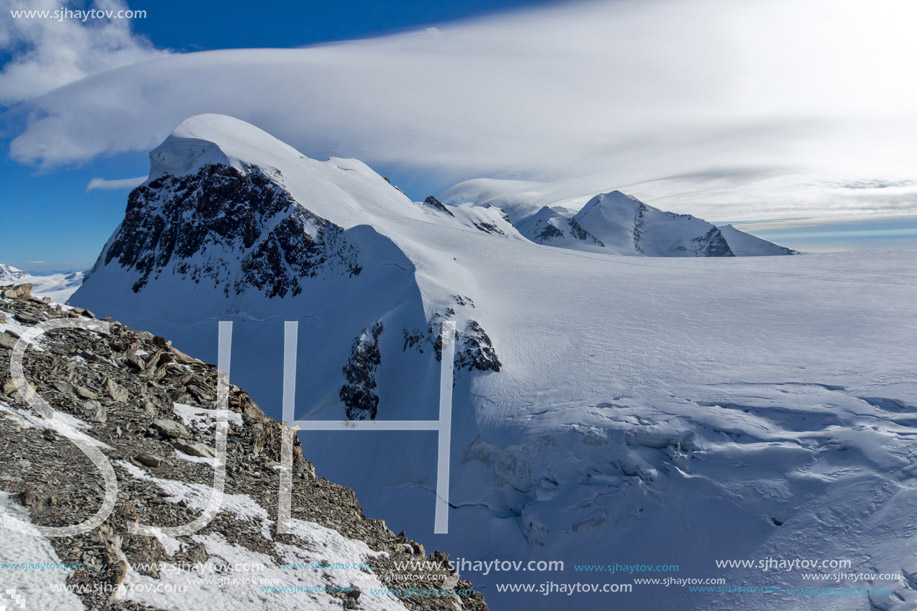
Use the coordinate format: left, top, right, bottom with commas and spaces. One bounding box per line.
0, 263, 84, 303
73, 115, 917, 610
0, 490, 84, 610
719, 224, 797, 256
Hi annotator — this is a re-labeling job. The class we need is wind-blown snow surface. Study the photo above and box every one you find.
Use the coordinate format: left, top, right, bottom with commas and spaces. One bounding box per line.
73, 115, 917, 610
0, 263, 84, 303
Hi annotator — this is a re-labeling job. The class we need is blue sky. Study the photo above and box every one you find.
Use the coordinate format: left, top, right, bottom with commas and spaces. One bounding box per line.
130, 0, 561, 51
2, 0, 917, 271
1, 0, 562, 271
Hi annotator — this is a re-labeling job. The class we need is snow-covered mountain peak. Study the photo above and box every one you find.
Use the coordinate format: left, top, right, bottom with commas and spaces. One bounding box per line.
0, 263, 28, 284
583, 189, 641, 210
576, 190, 646, 225
76, 115, 506, 419
146, 114, 423, 234
149, 114, 300, 179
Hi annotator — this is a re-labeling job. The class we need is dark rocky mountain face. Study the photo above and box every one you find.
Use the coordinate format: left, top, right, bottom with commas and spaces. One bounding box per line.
403, 308, 501, 377
566, 218, 604, 246
688, 227, 734, 257
421, 196, 454, 217
340, 322, 385, 421
77, 158, 504, 427
100, 164, 361, 297
0, 284, 489, 611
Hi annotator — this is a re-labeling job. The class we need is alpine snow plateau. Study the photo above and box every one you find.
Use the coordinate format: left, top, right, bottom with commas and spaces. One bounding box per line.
71, 115, 917, 610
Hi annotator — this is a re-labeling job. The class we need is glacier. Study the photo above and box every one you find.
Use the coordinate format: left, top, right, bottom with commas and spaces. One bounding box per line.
71, 115, 917, 610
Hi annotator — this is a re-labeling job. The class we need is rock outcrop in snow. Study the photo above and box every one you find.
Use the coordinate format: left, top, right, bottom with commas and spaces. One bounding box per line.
341, 322, 385, 420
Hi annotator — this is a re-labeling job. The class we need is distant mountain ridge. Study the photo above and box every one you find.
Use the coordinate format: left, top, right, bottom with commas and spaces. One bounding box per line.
0, 263, 84, 303
441, 182, 795, 257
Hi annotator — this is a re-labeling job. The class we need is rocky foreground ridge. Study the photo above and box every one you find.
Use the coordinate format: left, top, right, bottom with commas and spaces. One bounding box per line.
0, 283, 488, 611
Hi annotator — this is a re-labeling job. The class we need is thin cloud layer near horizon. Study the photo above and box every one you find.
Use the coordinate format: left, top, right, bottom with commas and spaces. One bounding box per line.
2, 0, 916, 222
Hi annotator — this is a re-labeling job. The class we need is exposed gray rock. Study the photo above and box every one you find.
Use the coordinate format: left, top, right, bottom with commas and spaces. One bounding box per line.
70, 306, 95, 318
0, 333, 16, 350
1, 283, 32, 299
0, 284, 488, 611
422, 195, 455, 217
405, 312, 502, 374
74, 385, 99, 401
151, 418, 189, 439
106, 377, 130, 403
135, 453, 162, 468
172, 440, 215, 458
84, 399, 107, 423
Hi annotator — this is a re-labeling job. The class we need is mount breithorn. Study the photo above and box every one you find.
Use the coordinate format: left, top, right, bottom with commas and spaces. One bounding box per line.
72, 115, 917, 610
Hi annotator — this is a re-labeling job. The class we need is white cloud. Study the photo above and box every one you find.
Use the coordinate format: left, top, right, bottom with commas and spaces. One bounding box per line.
0, 0, 165, 104
2, 0, 917, 221
86, 175, 147, 190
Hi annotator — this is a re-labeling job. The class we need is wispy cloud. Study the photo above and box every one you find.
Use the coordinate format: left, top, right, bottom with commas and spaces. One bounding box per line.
2, 0, 917, 221
86, 175, 147, 191
0, 0, 165, 104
